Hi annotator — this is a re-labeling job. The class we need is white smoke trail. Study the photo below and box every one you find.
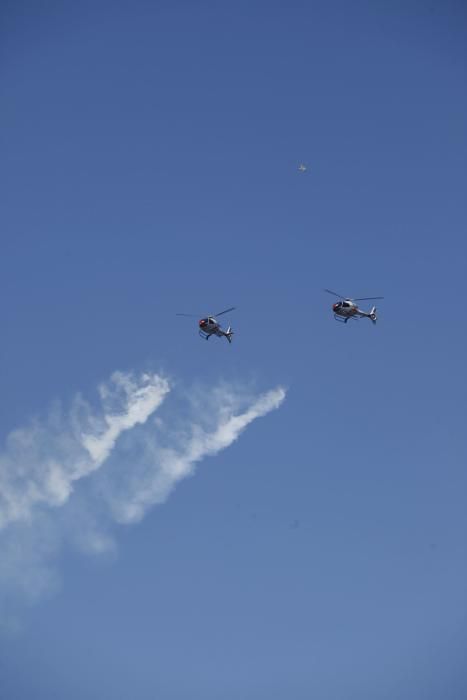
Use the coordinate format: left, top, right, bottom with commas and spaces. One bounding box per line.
0, 371, 170, 530
0, 370, 286, 616
101, 385, 286, 525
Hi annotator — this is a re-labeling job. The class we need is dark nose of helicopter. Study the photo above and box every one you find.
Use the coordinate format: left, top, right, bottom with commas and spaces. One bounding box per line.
199, 319, 207, 327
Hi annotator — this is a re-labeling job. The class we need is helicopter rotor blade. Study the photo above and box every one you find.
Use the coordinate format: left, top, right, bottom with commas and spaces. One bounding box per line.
324, 289, 347, 300
175, 313, 199, 317
352, 296, 384, 301
214, 306, 236, 317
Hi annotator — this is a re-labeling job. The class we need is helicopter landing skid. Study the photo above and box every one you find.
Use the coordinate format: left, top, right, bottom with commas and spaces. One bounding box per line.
333, 314, 357, 323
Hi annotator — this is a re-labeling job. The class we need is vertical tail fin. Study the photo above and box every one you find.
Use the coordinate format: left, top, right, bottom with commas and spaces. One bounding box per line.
225, 326, 233, 343
369, 306, 377, 324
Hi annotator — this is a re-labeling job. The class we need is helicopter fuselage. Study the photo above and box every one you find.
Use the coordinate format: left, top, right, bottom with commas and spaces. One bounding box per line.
199, 317, 220, 336
198, 317, 233, 342
332, 301, 376, 323
332, 301, 358, 319
325, 290, 381, 324
177, 307, 235, 343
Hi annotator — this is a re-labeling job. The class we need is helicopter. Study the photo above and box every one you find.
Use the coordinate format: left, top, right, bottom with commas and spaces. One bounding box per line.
176, 307, 235, 342
325, 289, 384, 324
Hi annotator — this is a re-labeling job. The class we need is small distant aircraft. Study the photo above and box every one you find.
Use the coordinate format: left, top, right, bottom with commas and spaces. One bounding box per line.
176, 307, 235, 342
298, 163, 307, 172
324, 289, 384, 324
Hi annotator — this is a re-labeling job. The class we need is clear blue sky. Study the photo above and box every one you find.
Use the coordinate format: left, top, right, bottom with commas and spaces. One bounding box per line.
1, 1, 466, 698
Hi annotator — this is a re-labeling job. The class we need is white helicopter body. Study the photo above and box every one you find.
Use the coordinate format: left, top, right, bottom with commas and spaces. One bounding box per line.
177, 307, 235, 342
325, 290, 383, 324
